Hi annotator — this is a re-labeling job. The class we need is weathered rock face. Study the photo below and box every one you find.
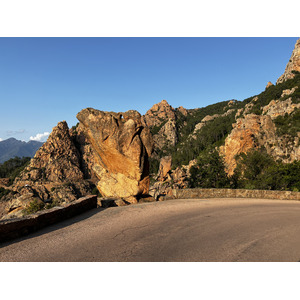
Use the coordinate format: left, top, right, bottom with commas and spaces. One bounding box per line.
76, 108, 153, 202
142, 99, 180, 152
149, 156, 188, 200
142, 99, 176, 128
277, 38, 300, 84
220, 93, 300, 175
153, 119, 178, 149
157, 156, 172, 181
70, 122, 98, 181
220, 114, 276, 175
1, 121, 92, 219
15, 121, 84, 184
0, 178, 10, 187
262, 97, 300, 119
182, 159, 197, 177
177, 106, 188, 116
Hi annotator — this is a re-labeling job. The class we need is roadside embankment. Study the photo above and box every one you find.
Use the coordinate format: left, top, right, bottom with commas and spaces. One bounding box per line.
0, 195, 97, 242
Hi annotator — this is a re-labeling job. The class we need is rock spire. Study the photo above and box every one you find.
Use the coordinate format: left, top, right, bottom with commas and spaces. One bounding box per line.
277, 38, 300, 84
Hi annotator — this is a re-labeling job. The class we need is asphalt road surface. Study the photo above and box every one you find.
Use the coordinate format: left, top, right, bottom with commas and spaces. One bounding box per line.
1, 198, 300, 262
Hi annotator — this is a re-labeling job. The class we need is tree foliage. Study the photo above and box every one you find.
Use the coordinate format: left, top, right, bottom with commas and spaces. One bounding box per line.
188, 148, 300, 192
0, 156, 31, 184
273, 109, 300, 138
189, 148, 230, 188
171, 111, 236, 167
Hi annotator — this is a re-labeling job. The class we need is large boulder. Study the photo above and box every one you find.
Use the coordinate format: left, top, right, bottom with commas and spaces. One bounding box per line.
76, 108, 153, 202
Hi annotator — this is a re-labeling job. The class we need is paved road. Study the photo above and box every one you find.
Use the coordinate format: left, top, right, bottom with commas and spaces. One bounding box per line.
1, 198, 300, 262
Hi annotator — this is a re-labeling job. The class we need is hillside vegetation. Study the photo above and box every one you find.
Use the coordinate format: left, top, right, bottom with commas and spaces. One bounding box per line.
148, 72, 300, 192
0, 156, 31, 185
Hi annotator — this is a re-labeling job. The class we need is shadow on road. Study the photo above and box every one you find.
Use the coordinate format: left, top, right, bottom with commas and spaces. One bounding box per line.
0, 206, 106, 249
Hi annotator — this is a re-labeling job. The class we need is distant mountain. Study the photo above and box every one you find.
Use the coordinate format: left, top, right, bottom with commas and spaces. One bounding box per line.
0, 138, 43, 163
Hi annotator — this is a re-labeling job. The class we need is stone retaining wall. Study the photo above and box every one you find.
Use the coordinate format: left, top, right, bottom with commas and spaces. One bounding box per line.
0, 195, 97, 243
171, 188, 300, 201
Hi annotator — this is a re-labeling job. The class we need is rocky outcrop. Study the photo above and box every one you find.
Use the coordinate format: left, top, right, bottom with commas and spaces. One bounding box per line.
142, 100, 176, 128
0, 178, 10, 187
156, 156, 172, 181
277, 38, 300, 84
15, 121, 84, 184
76, 108, 153, 203
262, 97, 300, 119
177, 106, 188, 116
235, 97, 258, 119
149, 156, 188, 200
182, 159, 197, 177
1, 121, 93, 220
220, 114, 277, 175
70, 122, 98, 181
1, 108, 155, 219
153, 118, 178, 149
142, 100, 180, 151
220, 95, 300, 175
266, 81, 274, 89
281, 86, 298, 98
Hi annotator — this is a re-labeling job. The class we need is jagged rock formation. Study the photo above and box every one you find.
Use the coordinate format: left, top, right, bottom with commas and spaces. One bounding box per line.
153, 118, 178, 149
149, 156, 188, 200
177, 106, 188, 116
182, 159, 197, 177
262, 96, 300, 119
156, 156, 172, 181
266, 81, 274, 89
70, 122, 98, 181
277, 38, 300, 84
142, 100, 190, 152
219, 40, 300, 175
220, 91, 300, 175
1, 110, 154, 219
142, 99, 176, 128
77, 108, 153, 203
219, 114, 277, 175
141, 100, 192, 152
1, 121, 92, 219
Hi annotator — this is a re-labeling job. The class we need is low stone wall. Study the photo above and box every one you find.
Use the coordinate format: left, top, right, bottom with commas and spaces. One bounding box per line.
0, 195, 97, 243
171, 188, 300, 201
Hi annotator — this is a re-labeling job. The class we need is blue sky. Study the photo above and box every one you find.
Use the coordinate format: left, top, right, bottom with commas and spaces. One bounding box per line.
0, 37, 298, 142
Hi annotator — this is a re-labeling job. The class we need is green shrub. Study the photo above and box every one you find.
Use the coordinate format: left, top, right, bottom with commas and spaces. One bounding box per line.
233, 149, 300, 191
23, 199, 45, 215
0, 187, 10, 199
91, 186, 102, 197
189, 148, 230, 188
274, 109, 300, 137
44, 199, 60, 209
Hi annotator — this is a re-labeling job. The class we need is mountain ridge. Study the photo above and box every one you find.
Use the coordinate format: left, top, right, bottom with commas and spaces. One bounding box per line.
0, 138, 43, 164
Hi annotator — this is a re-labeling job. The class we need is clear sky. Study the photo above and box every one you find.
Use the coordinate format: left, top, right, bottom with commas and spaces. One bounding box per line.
0, 37, 298, 142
